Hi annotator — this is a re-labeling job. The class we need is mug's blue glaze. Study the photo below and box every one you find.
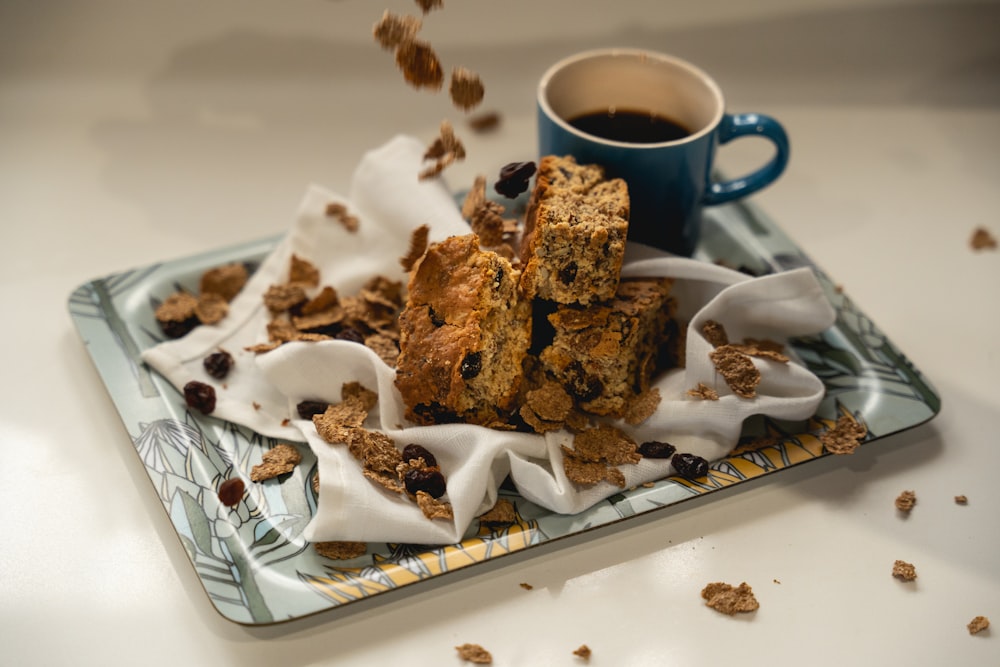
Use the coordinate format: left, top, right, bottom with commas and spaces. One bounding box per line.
537, 54, 789, 257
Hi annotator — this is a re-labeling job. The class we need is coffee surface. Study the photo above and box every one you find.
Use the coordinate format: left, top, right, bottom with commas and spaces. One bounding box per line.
568, 108, 690, 144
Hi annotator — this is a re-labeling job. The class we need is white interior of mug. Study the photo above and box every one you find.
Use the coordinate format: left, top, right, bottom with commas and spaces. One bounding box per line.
539, 49, 724, 147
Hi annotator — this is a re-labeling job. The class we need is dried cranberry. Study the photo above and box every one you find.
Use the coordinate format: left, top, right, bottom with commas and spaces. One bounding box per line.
460, 351, 482, 379
296, 400, 330, 420
203, 350, 234, 379
184, 380, 216, 414
638, 441, 676, 459
402, 444, 438, 468
218, 477, 245, 507
494, 161, 536, 199
672, 452, 709, 480
403, 468, 447, 498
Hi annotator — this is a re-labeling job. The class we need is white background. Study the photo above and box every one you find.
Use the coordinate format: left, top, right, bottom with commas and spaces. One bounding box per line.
2, 0, 998, 664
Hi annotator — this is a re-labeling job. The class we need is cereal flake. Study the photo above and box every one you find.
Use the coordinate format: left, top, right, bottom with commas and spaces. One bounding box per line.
687, 382, 720, 401
968, 615, 990, 635
701, 319, 729, 347
372, 11, 421, 50
419, 119, 465, 179
709, 345, 761, 399
400, 224, 430, 271
624, 387, 661, 425
325, 202, 360, 232
200, 262, 248, 301
955, 494, 969, 505
701, 581, 760, 615
250, 443, 302, 482
573, 644, 592, 660
194, 292, 229, 325
313, 541, 367, 560
895, 490, 917, 513
821, 414, 868, 455
478, 498, 517, 529
395, 39, 443, 90
416, 490, 453, 520
449, 66, 485, 111
970, 226, 997, 251
892, 559, 917, 581
455, 643, 492, 664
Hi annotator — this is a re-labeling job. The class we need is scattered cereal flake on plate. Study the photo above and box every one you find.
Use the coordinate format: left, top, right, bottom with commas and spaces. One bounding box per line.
372, 11, 421, 50
519, 582, 533, 590
821, 414, 868, 454
250, 443, 302, 482
955, 494, 969, 505
686, 382, 719, 401
313, 541, 367, 560
895, 490, 917, 513
892, 559, 917, 581
709, 345, 761, 399
701, 581, 760, 616
449, 66, 485, 111
970, 226, 997, 251
400, 224, 430, 271
967, 615, 990, 635
395, 39, 443, 90
455, 643, 492, 664
572, 644, 592, 660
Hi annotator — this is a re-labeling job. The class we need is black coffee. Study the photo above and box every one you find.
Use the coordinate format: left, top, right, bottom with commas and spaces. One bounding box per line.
568, 108, 691, 143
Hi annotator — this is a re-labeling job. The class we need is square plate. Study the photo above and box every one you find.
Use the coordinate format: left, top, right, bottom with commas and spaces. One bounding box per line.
68, 197, 939, 625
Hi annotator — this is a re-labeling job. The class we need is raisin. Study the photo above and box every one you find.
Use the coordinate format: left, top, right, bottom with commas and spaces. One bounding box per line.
296, 400, 330, 420
217, 477, 245, 508
428, 306, 445, 327
558, 262, 578, 285
183, 380, 216, 414
335, 327, 365, 344
565, 361, 603, 402
460, 351, 482, 379
403, 468, 447, 498
159, 316, 198, 339
638, 441, 676, 459
203, 350, 234, 380
672, 452, 709, 480
494, 161, 536, 199
402, 444, 438, 468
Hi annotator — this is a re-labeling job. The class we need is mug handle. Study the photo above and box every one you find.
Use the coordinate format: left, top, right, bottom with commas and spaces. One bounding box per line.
702, 112, 789, 206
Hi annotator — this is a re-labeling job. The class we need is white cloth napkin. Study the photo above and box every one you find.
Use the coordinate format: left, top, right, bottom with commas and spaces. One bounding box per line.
142, 135, 836, 545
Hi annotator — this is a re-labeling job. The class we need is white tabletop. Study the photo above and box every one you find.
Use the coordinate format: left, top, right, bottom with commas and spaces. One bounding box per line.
3, 1, 998, 665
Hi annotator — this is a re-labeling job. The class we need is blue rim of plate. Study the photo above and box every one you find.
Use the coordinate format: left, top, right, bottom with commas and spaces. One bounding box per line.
68, 196, 940, 626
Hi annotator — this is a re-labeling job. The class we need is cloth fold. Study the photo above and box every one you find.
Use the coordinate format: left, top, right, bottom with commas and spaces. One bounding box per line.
142, 134, 836, 544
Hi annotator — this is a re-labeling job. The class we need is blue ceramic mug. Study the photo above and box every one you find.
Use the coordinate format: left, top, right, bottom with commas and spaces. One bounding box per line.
537, 48, 789, 256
